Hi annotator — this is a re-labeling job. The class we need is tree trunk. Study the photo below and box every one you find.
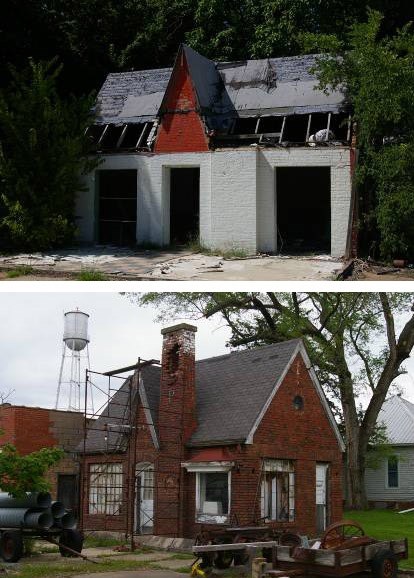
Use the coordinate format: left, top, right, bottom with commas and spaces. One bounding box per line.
346, 437, 368, 509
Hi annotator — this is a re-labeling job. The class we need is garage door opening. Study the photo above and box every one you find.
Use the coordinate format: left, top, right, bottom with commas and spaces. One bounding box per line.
98, 169, 137, 245
170, 168, 200, 244
276, 167, 331, 253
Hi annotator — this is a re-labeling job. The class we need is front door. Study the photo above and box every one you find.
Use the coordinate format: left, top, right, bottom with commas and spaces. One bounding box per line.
316, 463, 329, 533
135, 464, 154, 534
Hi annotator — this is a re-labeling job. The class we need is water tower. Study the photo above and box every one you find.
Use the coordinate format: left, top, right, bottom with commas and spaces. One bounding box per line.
55, 310, 93, 412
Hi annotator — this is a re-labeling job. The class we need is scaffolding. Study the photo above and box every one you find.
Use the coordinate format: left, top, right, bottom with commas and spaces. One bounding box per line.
78, 357, 194, 547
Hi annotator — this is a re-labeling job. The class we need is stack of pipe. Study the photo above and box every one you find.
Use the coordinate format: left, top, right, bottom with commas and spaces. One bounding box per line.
0, 492, 77, 530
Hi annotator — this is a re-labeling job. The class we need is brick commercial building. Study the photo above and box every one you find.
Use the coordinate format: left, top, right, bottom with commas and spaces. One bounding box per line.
77, 45, 356, 258
0, 405, 84, 515
80, 324, 344, 539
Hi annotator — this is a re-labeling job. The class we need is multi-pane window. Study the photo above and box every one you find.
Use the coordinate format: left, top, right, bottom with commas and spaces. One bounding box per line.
141, 467, 154, 501
261, 459, 295, 522
89, 463, 123, 515
387, 457, 399, 488
196, 471, 230, 523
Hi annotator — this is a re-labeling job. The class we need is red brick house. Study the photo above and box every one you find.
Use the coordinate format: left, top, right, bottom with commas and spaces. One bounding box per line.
80, 324, 344, 538
0, 404, 84, 514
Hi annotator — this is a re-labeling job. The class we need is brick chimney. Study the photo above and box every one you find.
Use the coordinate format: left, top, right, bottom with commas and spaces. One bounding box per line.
155, 323, 197, 537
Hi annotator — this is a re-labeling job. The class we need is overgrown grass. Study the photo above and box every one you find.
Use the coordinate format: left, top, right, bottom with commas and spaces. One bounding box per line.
344, 509, 414, 568
76, 269, 107, 281
6, 265, 34, 278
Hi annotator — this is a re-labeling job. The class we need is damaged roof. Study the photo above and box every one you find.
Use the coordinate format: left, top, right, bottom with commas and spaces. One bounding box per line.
94, 46, 346, 125
82, 338, 342, 453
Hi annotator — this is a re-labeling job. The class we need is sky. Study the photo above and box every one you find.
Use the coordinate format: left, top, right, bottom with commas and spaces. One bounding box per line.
0, 291, 414, 412
0, 292, 231, 410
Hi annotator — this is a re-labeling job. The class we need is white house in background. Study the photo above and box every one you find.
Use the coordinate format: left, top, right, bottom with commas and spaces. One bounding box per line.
76, 45, 356, 257
365, 395, 414, 508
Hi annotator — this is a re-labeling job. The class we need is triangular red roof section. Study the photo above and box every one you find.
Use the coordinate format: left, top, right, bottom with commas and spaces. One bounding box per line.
154, 46, 209, 152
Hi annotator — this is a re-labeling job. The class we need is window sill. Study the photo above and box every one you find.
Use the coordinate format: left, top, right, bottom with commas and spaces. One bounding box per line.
196, 514, 229, 524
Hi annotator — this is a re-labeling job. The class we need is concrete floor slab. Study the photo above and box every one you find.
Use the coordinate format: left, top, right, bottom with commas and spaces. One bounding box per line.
0, 246, 343, 280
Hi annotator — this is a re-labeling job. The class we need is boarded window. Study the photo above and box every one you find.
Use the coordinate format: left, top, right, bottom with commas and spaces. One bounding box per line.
261, 459, 295, 522
89, 463, 123, 515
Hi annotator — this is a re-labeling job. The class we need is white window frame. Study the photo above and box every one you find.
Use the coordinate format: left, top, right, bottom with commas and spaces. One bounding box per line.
89, 463, 123, 515
261, 459, 295, 522
182, 462, 233, 524
386, 456, 399, 489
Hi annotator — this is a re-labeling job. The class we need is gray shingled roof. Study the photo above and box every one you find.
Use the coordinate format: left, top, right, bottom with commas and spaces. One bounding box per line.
81, 339, 306, 453
377, 395, 414, 445
95, 47, 345, 125
190, 339, 301, 446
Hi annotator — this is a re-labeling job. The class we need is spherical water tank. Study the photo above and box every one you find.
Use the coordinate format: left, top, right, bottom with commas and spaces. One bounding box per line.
63, 310, 89, 351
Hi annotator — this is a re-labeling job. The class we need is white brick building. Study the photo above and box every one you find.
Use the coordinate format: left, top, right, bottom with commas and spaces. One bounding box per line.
77, 45, 355, 258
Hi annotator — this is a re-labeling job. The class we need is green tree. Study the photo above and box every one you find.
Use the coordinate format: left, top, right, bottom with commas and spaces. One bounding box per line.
308, 10, 414, 259
0, 443, 64, 497
0, 58, 97, 251
134, 292, 414, 508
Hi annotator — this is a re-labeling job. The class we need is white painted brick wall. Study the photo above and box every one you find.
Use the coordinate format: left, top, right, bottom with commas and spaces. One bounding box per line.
209, 149, 257, 253
76, 147, 352, 258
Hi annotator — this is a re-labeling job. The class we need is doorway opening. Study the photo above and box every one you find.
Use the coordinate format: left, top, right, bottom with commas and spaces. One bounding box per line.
98, 169, 137, 245
57, 474, 78, 517
316, 463, 329, 533
276, 167, 331, 253
135, 464, 154, 534
169, 168, 200, 244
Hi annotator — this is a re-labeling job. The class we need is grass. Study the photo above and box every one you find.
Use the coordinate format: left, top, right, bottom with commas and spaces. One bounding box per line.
6, 558, 149, 578
76, 269, 107, 281
169, 552, 195, 560
344, 509, 414, 569
83, 534, 127, 548
186, 236, 249, 259
6, 265, 34, 278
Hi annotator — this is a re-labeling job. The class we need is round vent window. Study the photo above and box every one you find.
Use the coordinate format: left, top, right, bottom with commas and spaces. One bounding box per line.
293, 395, 304, 410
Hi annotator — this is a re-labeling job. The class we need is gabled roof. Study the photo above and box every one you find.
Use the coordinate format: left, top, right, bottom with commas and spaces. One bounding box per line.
81, 339, 344, 453
377, 395, 414, 445
80, 365, 160, 453
94, 47, 346, 125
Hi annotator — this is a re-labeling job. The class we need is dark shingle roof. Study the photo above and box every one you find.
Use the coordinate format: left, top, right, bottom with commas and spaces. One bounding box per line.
191, 339, 301, 445
95, 48, 345, 125
81, 339, 303, 452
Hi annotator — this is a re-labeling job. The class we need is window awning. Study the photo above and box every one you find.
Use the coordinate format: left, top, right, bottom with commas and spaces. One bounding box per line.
182, 448, 234, 472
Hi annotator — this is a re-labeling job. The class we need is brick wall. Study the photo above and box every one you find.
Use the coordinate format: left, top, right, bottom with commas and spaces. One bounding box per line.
80, 400, 158, 532
0, 405, 83, 500
182, 353, 343, 538
155, 324, 197, 536
154, 51, 208, 153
